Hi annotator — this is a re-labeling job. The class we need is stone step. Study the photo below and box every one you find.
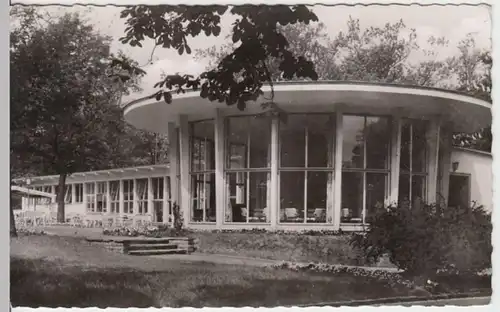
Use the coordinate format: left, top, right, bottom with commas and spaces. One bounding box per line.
128, 249, 188, 256
127, 243, 178, 251
122, 239, 173, 244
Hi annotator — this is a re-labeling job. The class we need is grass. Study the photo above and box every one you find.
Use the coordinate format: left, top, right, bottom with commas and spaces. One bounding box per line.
190, 231, 378, 266
11, 234, 413, 308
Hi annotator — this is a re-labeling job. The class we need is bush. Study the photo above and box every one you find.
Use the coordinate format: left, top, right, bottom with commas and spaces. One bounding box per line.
172, 201, 184, 233
350, 203, 492, 277
102, 224, 189, 238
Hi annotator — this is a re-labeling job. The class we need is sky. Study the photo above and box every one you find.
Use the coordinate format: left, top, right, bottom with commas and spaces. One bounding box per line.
33, 4, 492, 102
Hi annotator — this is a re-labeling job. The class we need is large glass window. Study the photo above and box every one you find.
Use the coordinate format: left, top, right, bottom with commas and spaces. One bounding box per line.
123, 180, 134, 214
399, 119, 428, 208
279, 114, 335, 224
152, 177, 165, 223
341, 115, 391, 223
190, 120, 216, 222
64, 185, 72, 204
136, 178, 148, 214
96, 182, 107, 213
225, 115, 271, 223
74, 184, 83, 203
85, 183, 96, 213
109, 181, 120, 214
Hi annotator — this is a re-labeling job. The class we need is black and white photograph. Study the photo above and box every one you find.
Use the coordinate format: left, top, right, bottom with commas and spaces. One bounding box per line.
9, 0, 493, 308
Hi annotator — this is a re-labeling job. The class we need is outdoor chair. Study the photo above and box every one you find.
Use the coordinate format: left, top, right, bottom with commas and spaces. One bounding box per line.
102, 216, 115, 228
83, 214, 103, 228
285, 207, 299, 220
120, 216, 133, 227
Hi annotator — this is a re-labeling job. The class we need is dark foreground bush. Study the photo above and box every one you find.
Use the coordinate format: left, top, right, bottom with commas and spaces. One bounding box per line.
351, 203, 492, 277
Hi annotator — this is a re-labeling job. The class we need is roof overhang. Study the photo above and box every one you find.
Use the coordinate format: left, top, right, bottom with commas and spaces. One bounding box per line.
11, 164, 170, 186
124, 81, 491, 134
11, 186, 56, 199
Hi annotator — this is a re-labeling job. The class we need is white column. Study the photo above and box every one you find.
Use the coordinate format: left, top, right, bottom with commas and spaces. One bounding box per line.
147, 177, 153, 217
94, 182, 98, 213
426, 117, 441, 204
214, 109, 225, 228
106, 180, 111, 215
333, 110, 344, 230
167, 122, 179, 225
132, 178, 138, 215
71, 183, 76, 204
437, 123, 452, 206
119, 180, 124, 217
82, 182, 87, 213
269, 116, 279, 228
179, 114, 191, 228
51, 185, 56, 204
389, 116, 402, 205
163, 176, 169, 224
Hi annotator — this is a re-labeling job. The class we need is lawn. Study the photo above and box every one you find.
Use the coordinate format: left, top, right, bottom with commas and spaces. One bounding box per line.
190, 231, 378, 266
11, 234, 414, 308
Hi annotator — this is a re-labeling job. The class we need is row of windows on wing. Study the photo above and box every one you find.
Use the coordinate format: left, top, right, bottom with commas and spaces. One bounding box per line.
188, 114, 428, 224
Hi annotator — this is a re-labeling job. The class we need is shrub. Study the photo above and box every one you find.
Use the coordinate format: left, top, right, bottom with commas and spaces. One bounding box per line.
270, 261, 415, 289
172, 202, 184, 233
350, 203, 492, 277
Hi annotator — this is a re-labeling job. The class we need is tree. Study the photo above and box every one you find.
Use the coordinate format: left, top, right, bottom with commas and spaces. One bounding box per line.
449, 36, 492, 152
195, 22, 340, 81
10, 10, 145, 222
119, 5, 320, 110
119, 6, 491, 151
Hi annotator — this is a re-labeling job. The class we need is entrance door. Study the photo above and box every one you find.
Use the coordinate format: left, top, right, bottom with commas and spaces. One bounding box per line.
448, 174, 471, 209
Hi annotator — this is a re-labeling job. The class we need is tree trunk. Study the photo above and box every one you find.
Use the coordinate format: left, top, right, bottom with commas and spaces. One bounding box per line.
57, 173, 67, 223
10, 189, 17, 237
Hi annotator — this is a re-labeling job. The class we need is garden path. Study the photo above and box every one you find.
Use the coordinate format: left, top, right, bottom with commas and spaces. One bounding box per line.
31, 225, 401, 272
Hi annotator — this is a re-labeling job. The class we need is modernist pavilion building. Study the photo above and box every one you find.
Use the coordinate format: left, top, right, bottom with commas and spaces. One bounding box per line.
14, 82, 492, 231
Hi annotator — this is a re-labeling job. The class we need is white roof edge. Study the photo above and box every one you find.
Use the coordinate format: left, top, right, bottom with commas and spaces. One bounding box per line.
124, 81, 492, 113
452, 146, 492, 157
11, 186, 56, 199
12, 164, 170, 184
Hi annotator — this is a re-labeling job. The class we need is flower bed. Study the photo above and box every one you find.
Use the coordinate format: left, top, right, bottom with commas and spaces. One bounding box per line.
190, 231, 375, 266
15, 227, 46, 236
102, 225, 189, 238
270, 261, 414, 289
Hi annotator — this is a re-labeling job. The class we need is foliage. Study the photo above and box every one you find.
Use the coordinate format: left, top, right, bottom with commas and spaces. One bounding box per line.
196, 22, 339, 81
350, 203, 492, 277
192, 231, 367, 266
193, 14, 492, 152
119, 5, 319, 110
271, 261, 414, 289
10, 8, 171, 222
102, 224, 187, 237
172, 202, 184, 232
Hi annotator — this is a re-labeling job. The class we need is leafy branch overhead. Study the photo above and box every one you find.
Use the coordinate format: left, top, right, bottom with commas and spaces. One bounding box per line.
119, 5, 319, 110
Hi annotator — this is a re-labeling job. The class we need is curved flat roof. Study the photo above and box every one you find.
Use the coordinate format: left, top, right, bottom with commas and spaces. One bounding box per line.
124, 81, 491, 134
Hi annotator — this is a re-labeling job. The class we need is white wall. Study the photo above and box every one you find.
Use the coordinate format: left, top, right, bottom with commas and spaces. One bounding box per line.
450, 148, 492, 212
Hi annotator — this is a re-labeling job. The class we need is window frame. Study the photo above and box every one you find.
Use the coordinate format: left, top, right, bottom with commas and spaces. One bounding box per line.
74, 184, 83, 203
96, 181, 107, 213
277, 113, 336, 224
224, 115, 272, 224
136, 178, 149, 215
85, 182, 96, 213
123, 179, 134, 214
109, 181, 120, 214
399, 118, 429, 208
340, 114, 392, 225
189, 119, 216, 223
